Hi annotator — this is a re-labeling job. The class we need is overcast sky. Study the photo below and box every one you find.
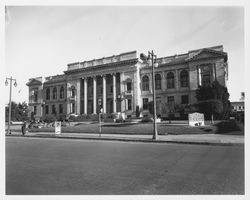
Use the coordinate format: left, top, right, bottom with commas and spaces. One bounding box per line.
5, 5, 244, 104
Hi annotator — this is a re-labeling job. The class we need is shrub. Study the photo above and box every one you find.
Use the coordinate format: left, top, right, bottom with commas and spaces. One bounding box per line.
59, 114, 67, 121
69, 115, 77, 121
42, 114, 57, 123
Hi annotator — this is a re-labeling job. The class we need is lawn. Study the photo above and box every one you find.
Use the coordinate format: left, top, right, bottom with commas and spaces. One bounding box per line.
28, 121, 217, 135
8, 120, 244, 135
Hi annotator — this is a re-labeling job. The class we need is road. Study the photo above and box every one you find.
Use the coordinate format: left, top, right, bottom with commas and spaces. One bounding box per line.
6, 137, 244, 195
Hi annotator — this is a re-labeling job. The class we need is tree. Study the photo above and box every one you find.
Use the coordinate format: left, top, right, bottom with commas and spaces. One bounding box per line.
195, 81, 231, 120
5, 101, 29, 122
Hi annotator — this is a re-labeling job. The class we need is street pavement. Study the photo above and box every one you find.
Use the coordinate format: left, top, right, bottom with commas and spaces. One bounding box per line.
6, 136, 244, 195
6, 130, 244, 145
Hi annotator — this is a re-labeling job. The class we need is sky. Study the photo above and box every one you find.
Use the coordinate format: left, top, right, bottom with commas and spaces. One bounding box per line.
4, 5, 245, 104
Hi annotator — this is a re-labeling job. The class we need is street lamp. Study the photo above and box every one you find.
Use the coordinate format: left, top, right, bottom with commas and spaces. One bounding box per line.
5, 77, 17, 134
140, 51, 159, 140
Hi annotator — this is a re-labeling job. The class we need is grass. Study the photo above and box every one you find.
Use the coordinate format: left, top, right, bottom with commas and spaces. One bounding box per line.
28, 122, 216, 135
7, 120, 244, 135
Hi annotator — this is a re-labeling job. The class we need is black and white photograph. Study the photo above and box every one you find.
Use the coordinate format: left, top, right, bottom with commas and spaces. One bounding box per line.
2, 0, 249, 198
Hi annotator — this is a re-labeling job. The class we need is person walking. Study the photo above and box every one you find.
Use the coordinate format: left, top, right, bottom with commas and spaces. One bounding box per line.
21, 121, 27, 136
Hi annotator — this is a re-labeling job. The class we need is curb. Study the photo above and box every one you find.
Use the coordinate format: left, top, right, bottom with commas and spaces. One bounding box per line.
5, 134, 243, 146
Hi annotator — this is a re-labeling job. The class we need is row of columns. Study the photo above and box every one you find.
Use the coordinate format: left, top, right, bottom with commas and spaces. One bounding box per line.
82, 73, 117, 114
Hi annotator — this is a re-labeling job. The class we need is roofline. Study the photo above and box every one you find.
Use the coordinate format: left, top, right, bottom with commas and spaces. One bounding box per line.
64, 58, 138, 75
188, 45, 223, 53
68, 50, 137, 66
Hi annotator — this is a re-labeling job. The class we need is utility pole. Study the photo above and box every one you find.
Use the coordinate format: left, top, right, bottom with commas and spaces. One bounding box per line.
5, 77, 17, 134
140, 51, 159, 140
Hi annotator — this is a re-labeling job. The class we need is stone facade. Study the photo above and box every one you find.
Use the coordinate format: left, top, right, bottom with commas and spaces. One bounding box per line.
26, 77, 44, 120
27, 45, 228, 120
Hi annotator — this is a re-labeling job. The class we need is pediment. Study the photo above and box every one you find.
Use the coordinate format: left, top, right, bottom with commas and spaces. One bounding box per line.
26, 79, 42, 86
186, 49, 227, 62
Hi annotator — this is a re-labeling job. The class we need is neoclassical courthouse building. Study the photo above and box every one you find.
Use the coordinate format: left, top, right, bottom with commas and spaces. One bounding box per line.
26, 45, 228, 120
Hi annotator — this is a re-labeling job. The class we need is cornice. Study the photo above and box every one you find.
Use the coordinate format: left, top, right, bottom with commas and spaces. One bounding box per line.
64, 58, 138, 75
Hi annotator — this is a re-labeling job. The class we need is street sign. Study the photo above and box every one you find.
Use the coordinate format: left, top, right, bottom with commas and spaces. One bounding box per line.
188, 112, 204, 126
55, 121, 61, 135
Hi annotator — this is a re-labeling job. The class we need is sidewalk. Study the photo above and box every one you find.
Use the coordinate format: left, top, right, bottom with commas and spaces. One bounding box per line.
6, 130, 244, 146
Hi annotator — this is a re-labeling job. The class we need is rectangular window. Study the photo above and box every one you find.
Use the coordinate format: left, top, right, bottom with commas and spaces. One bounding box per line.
155, 77, 161, 90
71, 88, 75, 98
59, 104, 63, 114
127, 82, 132, 93
34, 90, 38, 102
34, 106, 37, 115
45, 105, 49, 114
60, 87, 64, 99
46, 88, 50, 100
52, 105, 56, 114
167, 96, 175, 105
201, 65, 212, 86
72, 103, 75, 113
168, 96, 174, 103
128, 99, 132, 110
168, 96, 175, 113
143, 98, 148, 110
181, 95, 189, 104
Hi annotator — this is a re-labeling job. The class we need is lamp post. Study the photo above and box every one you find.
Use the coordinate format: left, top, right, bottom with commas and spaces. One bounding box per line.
5, 77, 17, 134
140, 51, 158, 140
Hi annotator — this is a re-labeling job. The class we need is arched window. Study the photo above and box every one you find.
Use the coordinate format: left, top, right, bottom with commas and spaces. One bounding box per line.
52, 87, 57, 99
155, 74, 161, 90
71, 86, 76, 97
46, 88, 50, 100
60, 86, 64, 99
180, 70, 189, 87
167, 72, 175, 89
142, 75, 149, 91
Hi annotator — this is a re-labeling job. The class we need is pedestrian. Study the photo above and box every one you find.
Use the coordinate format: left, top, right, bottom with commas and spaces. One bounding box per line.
21, 121, 27, 136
